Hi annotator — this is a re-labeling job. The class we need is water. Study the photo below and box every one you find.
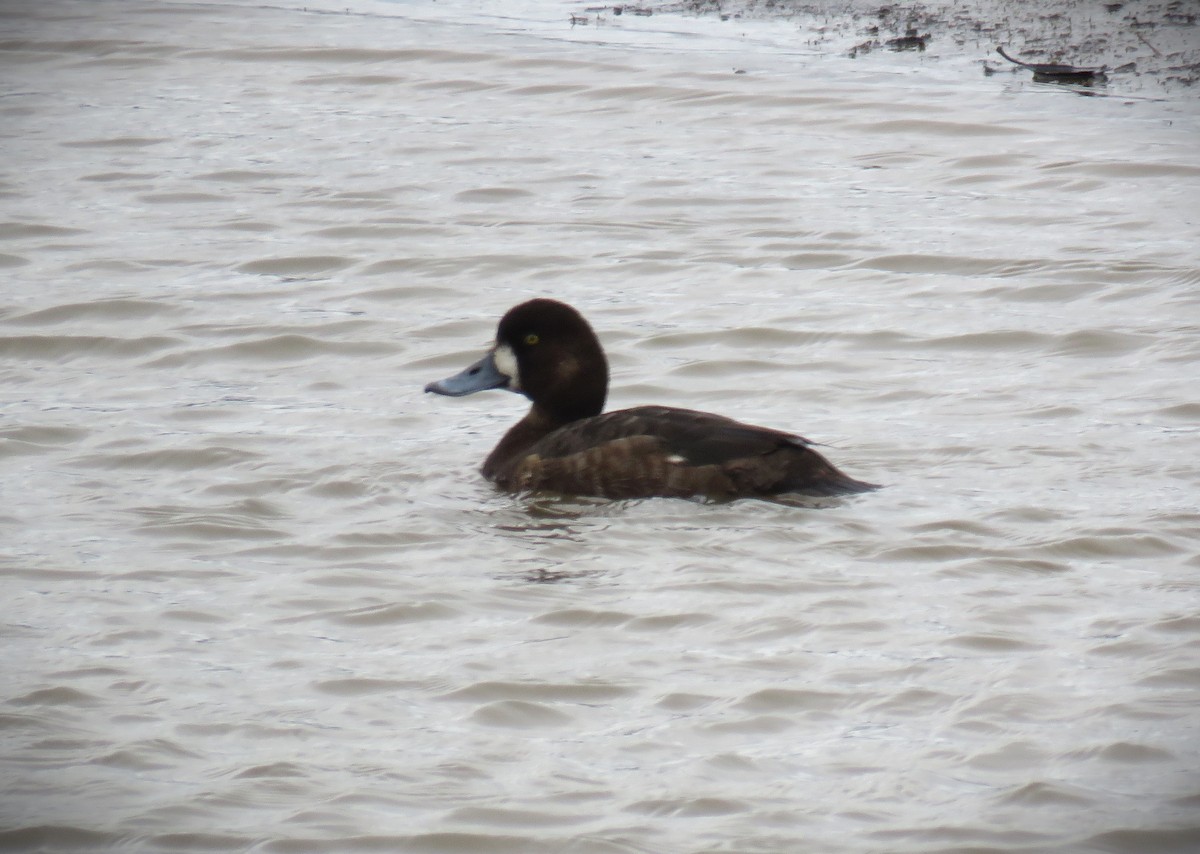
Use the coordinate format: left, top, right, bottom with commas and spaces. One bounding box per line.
2, 1, 1199, 851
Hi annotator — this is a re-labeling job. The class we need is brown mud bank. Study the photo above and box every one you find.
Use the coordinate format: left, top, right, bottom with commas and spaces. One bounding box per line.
591, 0, 1200, 93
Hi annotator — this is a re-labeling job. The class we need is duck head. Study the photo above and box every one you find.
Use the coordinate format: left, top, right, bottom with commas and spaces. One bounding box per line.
425, 299, 608, 422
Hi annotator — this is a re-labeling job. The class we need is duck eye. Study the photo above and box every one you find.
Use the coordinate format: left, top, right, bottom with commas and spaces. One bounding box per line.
524, 333, 539, 346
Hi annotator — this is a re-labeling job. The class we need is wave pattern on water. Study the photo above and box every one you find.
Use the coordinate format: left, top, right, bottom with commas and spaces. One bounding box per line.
1, 0, 1199, 852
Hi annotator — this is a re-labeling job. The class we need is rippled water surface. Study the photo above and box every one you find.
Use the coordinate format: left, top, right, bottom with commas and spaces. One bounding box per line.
3, 1, 1199, 851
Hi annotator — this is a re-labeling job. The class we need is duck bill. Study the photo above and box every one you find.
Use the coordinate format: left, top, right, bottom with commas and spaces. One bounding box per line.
424, 351, 509, 397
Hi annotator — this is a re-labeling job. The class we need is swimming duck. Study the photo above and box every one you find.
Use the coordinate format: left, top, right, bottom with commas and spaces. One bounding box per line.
425, 299, 877, 500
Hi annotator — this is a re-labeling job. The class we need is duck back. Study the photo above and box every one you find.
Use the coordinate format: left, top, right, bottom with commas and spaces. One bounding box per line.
487, 405, 876, 500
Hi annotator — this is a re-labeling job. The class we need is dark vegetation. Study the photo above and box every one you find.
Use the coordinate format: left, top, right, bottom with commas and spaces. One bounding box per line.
574, 1, 1200, 92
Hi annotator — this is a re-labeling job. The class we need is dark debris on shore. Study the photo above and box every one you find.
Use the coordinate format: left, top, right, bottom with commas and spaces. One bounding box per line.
572, 0, 1200, 92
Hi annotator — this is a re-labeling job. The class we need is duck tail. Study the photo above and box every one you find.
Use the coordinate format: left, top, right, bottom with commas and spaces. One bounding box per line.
820, 472, 881, 496
780, 446, 880, 497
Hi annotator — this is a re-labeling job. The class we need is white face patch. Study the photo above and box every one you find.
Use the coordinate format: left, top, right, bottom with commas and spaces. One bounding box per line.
493, 343, 521, 392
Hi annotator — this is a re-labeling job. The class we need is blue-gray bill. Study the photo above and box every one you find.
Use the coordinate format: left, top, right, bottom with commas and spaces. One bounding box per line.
424, 352, 508, 397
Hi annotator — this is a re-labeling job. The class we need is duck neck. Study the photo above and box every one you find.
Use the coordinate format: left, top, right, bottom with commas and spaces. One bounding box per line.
482, 404, 568, 481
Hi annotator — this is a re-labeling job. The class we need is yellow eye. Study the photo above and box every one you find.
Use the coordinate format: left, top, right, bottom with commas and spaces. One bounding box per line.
524, 333, 539, 346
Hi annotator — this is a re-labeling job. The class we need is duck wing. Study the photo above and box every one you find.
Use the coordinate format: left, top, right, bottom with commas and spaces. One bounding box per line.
500, 405, 875, 499
538, 405, 808, 463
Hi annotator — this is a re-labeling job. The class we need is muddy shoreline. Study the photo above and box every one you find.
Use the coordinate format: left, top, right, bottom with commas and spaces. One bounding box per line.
587, 1, 1200, 92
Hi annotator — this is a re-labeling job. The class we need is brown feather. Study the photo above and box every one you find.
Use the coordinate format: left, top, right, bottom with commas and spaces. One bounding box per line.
429, 299, 878, 501
487, 405, 876, 500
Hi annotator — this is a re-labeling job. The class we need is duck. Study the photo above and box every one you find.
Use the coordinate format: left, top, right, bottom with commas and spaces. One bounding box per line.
424, 299, 877, 501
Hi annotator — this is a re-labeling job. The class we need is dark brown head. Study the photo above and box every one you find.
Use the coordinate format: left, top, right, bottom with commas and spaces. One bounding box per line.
425, 299, 608, 422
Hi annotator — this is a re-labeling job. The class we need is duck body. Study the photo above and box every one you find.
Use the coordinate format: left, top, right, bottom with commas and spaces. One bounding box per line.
425, 299, 877, 501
